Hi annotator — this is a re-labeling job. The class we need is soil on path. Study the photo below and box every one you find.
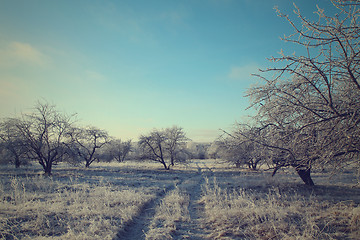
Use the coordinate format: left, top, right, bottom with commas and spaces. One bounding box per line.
115, 160, 214, 240
172, 166, 211, 239
114, 184, 177, 240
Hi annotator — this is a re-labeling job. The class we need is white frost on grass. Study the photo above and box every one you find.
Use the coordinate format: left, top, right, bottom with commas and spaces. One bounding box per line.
0, 176, 155, 240
200, 177, 360, 239
144, 187, 190, 240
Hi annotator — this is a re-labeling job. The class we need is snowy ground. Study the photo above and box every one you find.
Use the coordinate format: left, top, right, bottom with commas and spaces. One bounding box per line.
0, 159, 359, 239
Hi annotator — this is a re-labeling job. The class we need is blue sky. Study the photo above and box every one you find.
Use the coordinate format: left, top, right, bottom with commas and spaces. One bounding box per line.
0, 0, 336, 142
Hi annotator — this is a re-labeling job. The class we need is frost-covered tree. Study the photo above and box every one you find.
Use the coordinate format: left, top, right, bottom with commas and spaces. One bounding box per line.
107, 138, 132, 162
68, 126, 109, 167
13, 101, 75, 175
219, 126, 268, 170
138, 126, 189, 170
0, 118, 29, 168
246, 0, 360, 185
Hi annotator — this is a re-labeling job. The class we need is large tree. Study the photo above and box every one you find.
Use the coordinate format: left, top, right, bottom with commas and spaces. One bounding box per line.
246, 0, 360, 185
14, 101, 75, 175
138, 126, 189, 170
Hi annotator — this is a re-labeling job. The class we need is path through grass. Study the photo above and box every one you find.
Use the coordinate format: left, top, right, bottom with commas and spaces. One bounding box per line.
0, 160, 359, 239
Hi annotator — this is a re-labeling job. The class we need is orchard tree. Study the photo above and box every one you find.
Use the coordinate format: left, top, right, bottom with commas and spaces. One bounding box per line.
186, 142, 210, 159
219, 126, 267, 170
207, 141, 221, 159
164, 126, 188, 166
0, 118, 28, 168
138, 130, 168, 169
68, 126, 109, 167
108, 139, 132, 162
138, 126, 189, 170
14, 101, 75, 175
246, 0, 360, 185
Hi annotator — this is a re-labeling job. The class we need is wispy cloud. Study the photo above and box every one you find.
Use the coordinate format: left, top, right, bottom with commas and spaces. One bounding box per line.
85, 70, 107, 82
0, 76, 34, 117
0, 41, 48, 67
69, 70, 108, 87
228, 64, 260, 81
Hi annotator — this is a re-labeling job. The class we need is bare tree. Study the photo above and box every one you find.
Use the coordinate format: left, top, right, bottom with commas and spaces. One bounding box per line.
219, 126, 267, 170
186, 142, 210, 159
68, 126, 109, 168
164, 126, 189, 166
0, 118, 28, 168
138, 126, 189, 170
108, 139, 132, 162
246, 0, 360, 185
207, 142, 220, 159
14, 101, 75, 175
139, 130, 168, 169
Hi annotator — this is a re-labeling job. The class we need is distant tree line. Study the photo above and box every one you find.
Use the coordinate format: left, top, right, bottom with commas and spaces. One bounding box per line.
0, 101, 219, 174
0, 101, 134, 175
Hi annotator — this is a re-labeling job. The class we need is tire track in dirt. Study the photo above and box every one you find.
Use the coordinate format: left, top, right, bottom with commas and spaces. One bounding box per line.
173, 162, 214, 239
114, 161, 214, 240
114, 184, 177, 240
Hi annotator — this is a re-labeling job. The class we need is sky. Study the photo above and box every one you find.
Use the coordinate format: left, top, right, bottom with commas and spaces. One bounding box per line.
0, 0, 337, 142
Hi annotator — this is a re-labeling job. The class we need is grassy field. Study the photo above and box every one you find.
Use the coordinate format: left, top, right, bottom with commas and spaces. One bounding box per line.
0, 159, 359, 239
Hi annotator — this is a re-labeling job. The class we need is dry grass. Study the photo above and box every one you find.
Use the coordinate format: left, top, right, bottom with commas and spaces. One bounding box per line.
0, 175, 155, 240
200, 177, 360, 240
145, 187, 190, 240
0, 160, 359, 239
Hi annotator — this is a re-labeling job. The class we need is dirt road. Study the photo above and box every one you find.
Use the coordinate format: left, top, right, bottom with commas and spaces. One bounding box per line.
116, 160, 214, 240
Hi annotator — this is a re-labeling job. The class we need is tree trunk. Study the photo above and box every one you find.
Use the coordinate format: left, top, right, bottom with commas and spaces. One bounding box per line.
161, 160, 170, 170
44, 163, 52, 176
15, 155, 21, 168
249, 161, 257, 170
253, 162, 258, 170
296, 168, 314, 186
